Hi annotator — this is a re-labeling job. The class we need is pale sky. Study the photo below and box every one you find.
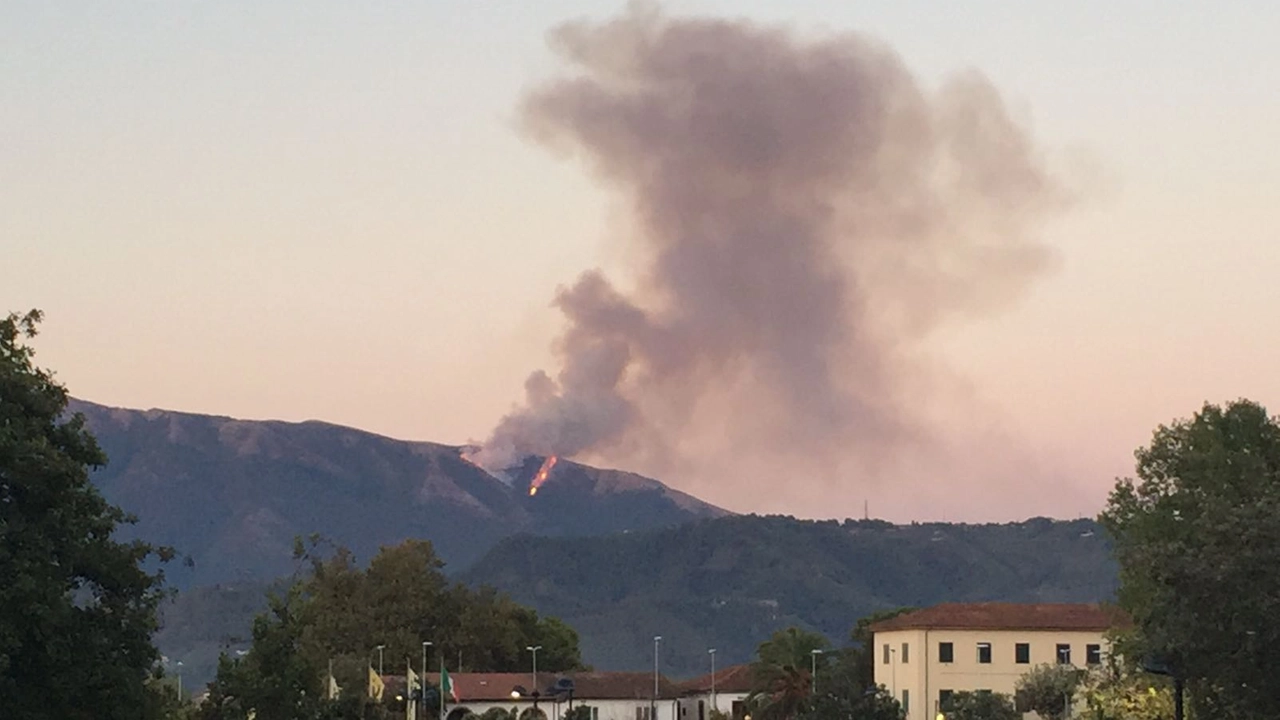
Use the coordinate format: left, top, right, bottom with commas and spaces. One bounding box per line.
5, 1, 1278, 522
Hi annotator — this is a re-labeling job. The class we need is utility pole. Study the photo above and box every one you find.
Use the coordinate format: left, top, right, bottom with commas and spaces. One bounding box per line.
377, 645, 386, 677
652, 636, 662, 720
422, 641, 433, 720
810, 650, 823, 697
527, 645, 542, 695
708, 649, 717, 714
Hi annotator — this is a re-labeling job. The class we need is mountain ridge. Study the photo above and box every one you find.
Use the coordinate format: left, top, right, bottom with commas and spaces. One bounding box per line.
69, 398, 727, 588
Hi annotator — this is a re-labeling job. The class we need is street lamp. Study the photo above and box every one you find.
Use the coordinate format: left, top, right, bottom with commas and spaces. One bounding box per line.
421, 642, 433, 720
652, 636, 662, 720
810, 650, 823, 697
176, 661, 184, 702
512, 685, 541, 711
708, 649, 717, 713
527, 645, 542, 694
376, 645, 386, 677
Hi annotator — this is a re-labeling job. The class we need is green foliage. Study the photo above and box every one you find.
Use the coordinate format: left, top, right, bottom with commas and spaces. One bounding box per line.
196, 585, 332, 720
563, 705, 594, 720
1077, 664, 1175, 720
1100, 399, 1280, 717
480, 708, 516, 720
0, 310, 173, 719
461, 514, 1116, 675
748, 627, 830, 720
1015, 664, 1083, 720
799, 685, 900, 720
294, 537, 584, 676
942, 691, 1018, 720
198, 538, 583, 717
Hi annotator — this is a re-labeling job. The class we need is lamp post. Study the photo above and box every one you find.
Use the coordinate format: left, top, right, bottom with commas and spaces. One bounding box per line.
708, 649, 717, 713
376, 645, 386, 677
810, 650, 823, 697
652, 636, 662, 720
527, 645, 542, 695
422, 641, 433, 720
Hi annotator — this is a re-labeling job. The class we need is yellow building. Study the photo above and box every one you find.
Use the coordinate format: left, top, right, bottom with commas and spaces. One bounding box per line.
870, 603, 1118, 720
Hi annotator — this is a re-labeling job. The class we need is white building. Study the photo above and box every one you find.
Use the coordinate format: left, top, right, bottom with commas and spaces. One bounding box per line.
423, 671, 682, 720
676, 663, 753, 720
871, 603, 1120, 720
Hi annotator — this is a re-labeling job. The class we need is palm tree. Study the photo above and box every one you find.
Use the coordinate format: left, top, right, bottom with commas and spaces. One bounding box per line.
748, 628, 830, 720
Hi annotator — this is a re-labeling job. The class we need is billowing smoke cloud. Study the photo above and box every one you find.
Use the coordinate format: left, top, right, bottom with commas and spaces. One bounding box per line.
473, 2, 1065, 498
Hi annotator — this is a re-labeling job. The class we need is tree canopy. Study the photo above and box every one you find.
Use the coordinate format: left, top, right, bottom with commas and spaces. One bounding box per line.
0, 310, 173, 718
748, 627, 829, 720
942, 690, 1019, 720
200, 537, 584, 718
1100, 399, 1280, 717
1014, 664, 1082, 720
747, 624, 899, 720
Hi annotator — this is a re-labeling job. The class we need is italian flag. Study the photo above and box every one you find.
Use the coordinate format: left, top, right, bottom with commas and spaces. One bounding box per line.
442, 667, 459, 702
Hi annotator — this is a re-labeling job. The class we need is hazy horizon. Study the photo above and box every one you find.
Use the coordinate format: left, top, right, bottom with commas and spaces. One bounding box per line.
7, 1, 1278, 524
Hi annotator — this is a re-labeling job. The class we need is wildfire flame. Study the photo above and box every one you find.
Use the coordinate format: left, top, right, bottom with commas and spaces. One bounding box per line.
458, 445, 483, 468
528, 455, 558, 496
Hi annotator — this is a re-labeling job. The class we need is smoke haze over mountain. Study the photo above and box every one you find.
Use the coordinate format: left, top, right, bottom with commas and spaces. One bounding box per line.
473, 3, 1069, 507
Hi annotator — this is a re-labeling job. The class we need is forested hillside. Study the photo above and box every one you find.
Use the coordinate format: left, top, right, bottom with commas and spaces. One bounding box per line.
460, 514, 1116, 676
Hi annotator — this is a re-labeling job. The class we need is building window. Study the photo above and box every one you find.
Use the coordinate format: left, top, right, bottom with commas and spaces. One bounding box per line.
901, 642, 909, 664
1015, 643, 1030, 664
883, 643, 890, 664
1087, 644, 1102, 665
939, 690, 954, 711
977, 642, 992, 664
902, 689, 910, 715
938, 642, 954, 663
592, 710, 599, 720
1057, 644, 1071, 664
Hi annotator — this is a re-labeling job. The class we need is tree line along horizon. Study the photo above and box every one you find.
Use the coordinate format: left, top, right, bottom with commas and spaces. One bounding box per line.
3, 307, 1278, 719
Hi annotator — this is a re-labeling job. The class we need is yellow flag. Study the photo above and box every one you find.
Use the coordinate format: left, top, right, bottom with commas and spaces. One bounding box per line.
407, 663, 420, 720
368, 666, 385, 701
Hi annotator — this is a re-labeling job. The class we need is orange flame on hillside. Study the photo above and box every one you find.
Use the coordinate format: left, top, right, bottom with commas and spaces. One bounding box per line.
528, 455, 558, 496
458, 445, 486, 470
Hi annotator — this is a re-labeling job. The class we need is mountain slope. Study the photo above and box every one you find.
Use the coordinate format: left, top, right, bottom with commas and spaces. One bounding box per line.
459, 514, 1116, 676
70, 399, 725, 588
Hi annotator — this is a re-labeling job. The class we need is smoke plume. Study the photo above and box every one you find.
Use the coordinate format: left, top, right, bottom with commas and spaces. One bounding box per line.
473, 3, 1066, 500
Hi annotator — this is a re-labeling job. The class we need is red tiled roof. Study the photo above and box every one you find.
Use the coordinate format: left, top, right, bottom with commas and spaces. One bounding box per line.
425, 673, 533, 702
868, 603, 1126, 633
679, 664, 754, 695
564, 671, 682, 700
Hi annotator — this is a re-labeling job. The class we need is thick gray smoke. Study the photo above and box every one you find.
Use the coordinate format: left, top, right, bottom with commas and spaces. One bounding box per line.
473, 3, 1064, 494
